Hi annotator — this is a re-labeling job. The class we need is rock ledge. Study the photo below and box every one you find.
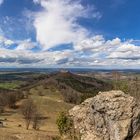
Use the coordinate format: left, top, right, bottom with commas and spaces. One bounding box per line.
69, 90, 140, 140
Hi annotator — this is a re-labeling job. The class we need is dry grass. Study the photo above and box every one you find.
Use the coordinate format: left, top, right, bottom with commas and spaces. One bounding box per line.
0, 85, 74, 140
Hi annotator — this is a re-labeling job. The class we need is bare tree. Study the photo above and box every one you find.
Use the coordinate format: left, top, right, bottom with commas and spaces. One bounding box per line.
134, 77, 139, 97
112, 71, 121, 90
6, 93, 17, 108
130, 76, 140, 99
21, 98, 36, 130
32, 112, 42, 130
0, 94, 6, 107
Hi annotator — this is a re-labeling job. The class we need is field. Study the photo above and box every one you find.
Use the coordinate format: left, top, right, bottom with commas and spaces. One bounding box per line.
0, 82, 21, 90
0, 69, 139, 140
0, 83, 74, 139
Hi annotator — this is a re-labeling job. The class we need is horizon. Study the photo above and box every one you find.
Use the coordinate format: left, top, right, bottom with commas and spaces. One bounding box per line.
0, 0, 140, 68
0, 67, 140, 71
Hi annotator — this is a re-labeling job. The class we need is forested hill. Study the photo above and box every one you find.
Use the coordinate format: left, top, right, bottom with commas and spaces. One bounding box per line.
50, 71, 112, 94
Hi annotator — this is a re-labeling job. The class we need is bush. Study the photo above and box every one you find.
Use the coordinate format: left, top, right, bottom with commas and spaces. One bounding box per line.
56, 112, 82, 140
56, 112, 73, 136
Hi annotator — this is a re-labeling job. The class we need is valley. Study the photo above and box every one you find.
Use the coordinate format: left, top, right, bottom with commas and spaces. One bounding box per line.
0, 69, 139, 140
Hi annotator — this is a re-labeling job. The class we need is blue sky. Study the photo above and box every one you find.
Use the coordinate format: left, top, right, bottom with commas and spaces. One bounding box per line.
0, 0, 140, 68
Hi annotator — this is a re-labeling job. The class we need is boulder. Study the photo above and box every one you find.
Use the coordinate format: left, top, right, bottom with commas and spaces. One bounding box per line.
69, 90, 140, 140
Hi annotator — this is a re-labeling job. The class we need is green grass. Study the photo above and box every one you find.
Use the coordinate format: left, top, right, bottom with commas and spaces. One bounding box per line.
0, 82, 21, 90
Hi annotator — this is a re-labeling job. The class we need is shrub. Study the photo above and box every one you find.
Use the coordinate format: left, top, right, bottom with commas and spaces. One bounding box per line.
56, 112, 73, 136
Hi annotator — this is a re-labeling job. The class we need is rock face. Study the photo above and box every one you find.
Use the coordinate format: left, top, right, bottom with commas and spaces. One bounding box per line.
69, 91, 140, 140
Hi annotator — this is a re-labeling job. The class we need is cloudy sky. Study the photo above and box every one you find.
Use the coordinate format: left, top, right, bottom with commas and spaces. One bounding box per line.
0, 0, 140, 68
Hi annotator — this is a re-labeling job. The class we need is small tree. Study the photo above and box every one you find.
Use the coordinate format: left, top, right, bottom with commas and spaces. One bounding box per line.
0, 94, 6, 107
32, 112, 42, 130
112, 71, 121, 90
134, 77, 139, 97
0, 106, 4, 114
21, 98, 36, 130
6, 93, 17, 108
56, 112, 74, 136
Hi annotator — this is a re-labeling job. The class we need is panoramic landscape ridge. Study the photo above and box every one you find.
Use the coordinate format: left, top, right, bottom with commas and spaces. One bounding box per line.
0, 0, 140, 140
0, 68, 140, 73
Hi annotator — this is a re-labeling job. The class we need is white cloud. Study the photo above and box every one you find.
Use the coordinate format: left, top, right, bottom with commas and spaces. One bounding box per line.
0, 48, 43, 65
33, 0, 101, 50
0, 35, 14, 46
0, 35, 37, 51
33, 0, 39, 4
0, 0, 139, 68
0, 35, 140, 68
16, 39, 37, 50
108, 44, 140, 60
74, 35, 105, 51
0, 32, 140, 68
74, 35, 122, 55
0, 0, 3, 5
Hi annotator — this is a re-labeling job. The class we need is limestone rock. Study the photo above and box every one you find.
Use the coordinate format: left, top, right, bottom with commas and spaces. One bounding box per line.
69, 90, 140, 140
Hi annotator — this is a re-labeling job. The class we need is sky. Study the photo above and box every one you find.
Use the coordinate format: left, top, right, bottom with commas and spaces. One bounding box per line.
0, 0, 140, 69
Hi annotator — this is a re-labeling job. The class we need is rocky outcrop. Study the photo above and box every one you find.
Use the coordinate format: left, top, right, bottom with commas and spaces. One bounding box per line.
69, 90, 140, 140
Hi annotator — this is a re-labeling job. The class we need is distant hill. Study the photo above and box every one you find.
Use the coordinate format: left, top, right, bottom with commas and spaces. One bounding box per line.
51, 71, 112, 94
41, 71, 113, 104
0, 71, 112, 104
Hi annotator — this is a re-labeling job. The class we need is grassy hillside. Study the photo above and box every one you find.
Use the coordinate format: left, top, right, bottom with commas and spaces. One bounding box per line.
0, 71, 113, 140
0, 82, 22, 90
0, 71, 139, 139
0, 71, 113, 105
0, 83, 73, 140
